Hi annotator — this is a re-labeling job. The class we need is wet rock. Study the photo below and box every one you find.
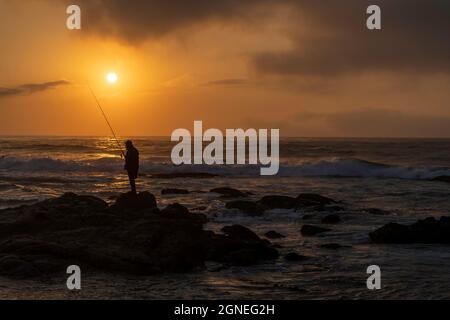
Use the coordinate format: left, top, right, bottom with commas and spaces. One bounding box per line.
321, 214, 341, 224
210, 187, 248, 198
161, 188, 189, 195
221, 225, 261, 242
366, 208, 390, 216
284, 252, 309, 262
152, 172, 218, 179
296, 193, 336, 207
192, 206, 207, 211
0, 255, 41, 278
320, 243, 350, 250
370, 216, 450, 243
225, 201, 265, 216
207, 225, 279, 266
258, 195, 297, 209
264, 231, 286, 239
114, 191, 157, 210
0, 192, 281, 279
325, 206, 345, 212
431, 176, 450, 183
301, 225, 331, 236
160, 203, 208, 224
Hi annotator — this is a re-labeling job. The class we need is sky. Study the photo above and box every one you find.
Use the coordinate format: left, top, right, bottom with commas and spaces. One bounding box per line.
0, 0, 450, 137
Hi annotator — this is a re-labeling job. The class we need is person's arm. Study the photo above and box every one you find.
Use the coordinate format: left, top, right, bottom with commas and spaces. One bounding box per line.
124, 151, 128, 170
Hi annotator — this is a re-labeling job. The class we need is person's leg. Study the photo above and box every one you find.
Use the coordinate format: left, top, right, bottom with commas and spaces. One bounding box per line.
128, 171, 137, 194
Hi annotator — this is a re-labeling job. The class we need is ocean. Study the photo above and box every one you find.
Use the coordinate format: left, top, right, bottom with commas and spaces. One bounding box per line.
1, 137, 450, 299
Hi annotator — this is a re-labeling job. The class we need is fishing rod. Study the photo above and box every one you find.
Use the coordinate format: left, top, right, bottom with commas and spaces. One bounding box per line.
87, 84, 125, 157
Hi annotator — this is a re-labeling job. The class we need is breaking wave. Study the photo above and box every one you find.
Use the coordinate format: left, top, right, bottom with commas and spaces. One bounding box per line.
0, 156, 449, 180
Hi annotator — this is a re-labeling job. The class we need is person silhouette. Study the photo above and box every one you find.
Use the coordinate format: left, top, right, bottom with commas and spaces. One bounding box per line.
124, 140, 139, 194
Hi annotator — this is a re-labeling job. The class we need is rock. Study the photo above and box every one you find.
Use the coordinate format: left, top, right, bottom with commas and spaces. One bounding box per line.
370, 216, 450, 243
325, 206, 345, 212
302, 214, 315, 220
0, 255, 40, 278
225, 201, 265, 216
192, 206, 207, 211
0, 192, 278, 279
320, 243, 350, 250
284, 252, 309, 261
221, 225, 261, 242
258, 195, 297, 209
366, 208, 390, 215
264, 231, 286, 239
296, 193, 336, 207
301, 225, 331, 236
431, 176, 450, 183
219, 246, 278, 266
161, 188, 189, 195
321, 214, 341, 224
152, 172, 218, 179
114, 191, 157, 210
210, 187, 248, 198
207, 225, 279, 266
257, 193, 338, 210
160, 203, 208, 224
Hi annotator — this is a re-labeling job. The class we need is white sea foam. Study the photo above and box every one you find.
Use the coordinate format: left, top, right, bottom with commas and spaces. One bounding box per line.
1, 156, 449, 180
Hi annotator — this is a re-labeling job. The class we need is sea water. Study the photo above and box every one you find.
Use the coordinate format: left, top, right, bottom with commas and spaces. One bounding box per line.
0, 137, 449, 299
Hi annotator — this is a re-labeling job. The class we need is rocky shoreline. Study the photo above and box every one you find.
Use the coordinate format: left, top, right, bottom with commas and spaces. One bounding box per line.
0, 191, 282, 278
0, 186, 448, 280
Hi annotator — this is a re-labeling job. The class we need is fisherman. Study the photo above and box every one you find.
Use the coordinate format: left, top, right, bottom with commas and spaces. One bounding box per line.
124, 140, 139, 194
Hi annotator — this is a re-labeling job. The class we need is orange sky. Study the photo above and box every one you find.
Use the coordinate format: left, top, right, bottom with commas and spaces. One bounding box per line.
1, 0, 450, 137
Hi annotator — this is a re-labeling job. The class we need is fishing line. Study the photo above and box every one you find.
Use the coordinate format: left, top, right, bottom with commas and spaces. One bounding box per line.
87, 84, 124, 157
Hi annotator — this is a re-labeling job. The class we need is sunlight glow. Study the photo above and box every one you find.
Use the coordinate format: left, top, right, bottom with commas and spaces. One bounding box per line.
106, 72, 118, 84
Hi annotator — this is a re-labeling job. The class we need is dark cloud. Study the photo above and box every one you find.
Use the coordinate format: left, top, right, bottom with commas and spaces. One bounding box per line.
68, 0, 274, 43
62, 0, 450, 76
298, 109, 450, 137
253, 0, 450, 76
205, 79, 248, 86
0, 80, 70, 98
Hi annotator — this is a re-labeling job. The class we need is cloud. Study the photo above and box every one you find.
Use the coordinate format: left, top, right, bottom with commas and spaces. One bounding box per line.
67, 0, 274, 43
205, 79, 248, 86
296, 109, 450, 137
0, 80, 70, 98
253, 0, 450, 76
59, 0, 450, 76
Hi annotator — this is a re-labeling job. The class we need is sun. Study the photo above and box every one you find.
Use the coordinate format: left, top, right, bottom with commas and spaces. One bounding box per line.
106, 72, 118, 84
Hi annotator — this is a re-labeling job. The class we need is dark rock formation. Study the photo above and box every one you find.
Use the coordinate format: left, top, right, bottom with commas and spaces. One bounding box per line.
370, 216, 450, 243
296, 193, 337, 207
152, 172, 218, 179
225, 200, 265, 216
221, 225, 261, 242
320, 243, 350, 250
113, 191, 157, 210
161, 188, 189, 195
284, 252, 309, 262
431, 176, 450, 183
160, 203, 208, 224
365, 208, 390, 215
258, 195, 298, 209
302, 214, 315, 220
0, 193, 277, 278
301, 225, 331, 236
207, 225, 279, 266
210, 187, 249, 198
264, 231, 286, 239
321, 214, 341, 224
257, 193, 338, 210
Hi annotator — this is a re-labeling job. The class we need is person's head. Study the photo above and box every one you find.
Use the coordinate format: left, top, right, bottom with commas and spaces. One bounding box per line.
125, 140, 133, 150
